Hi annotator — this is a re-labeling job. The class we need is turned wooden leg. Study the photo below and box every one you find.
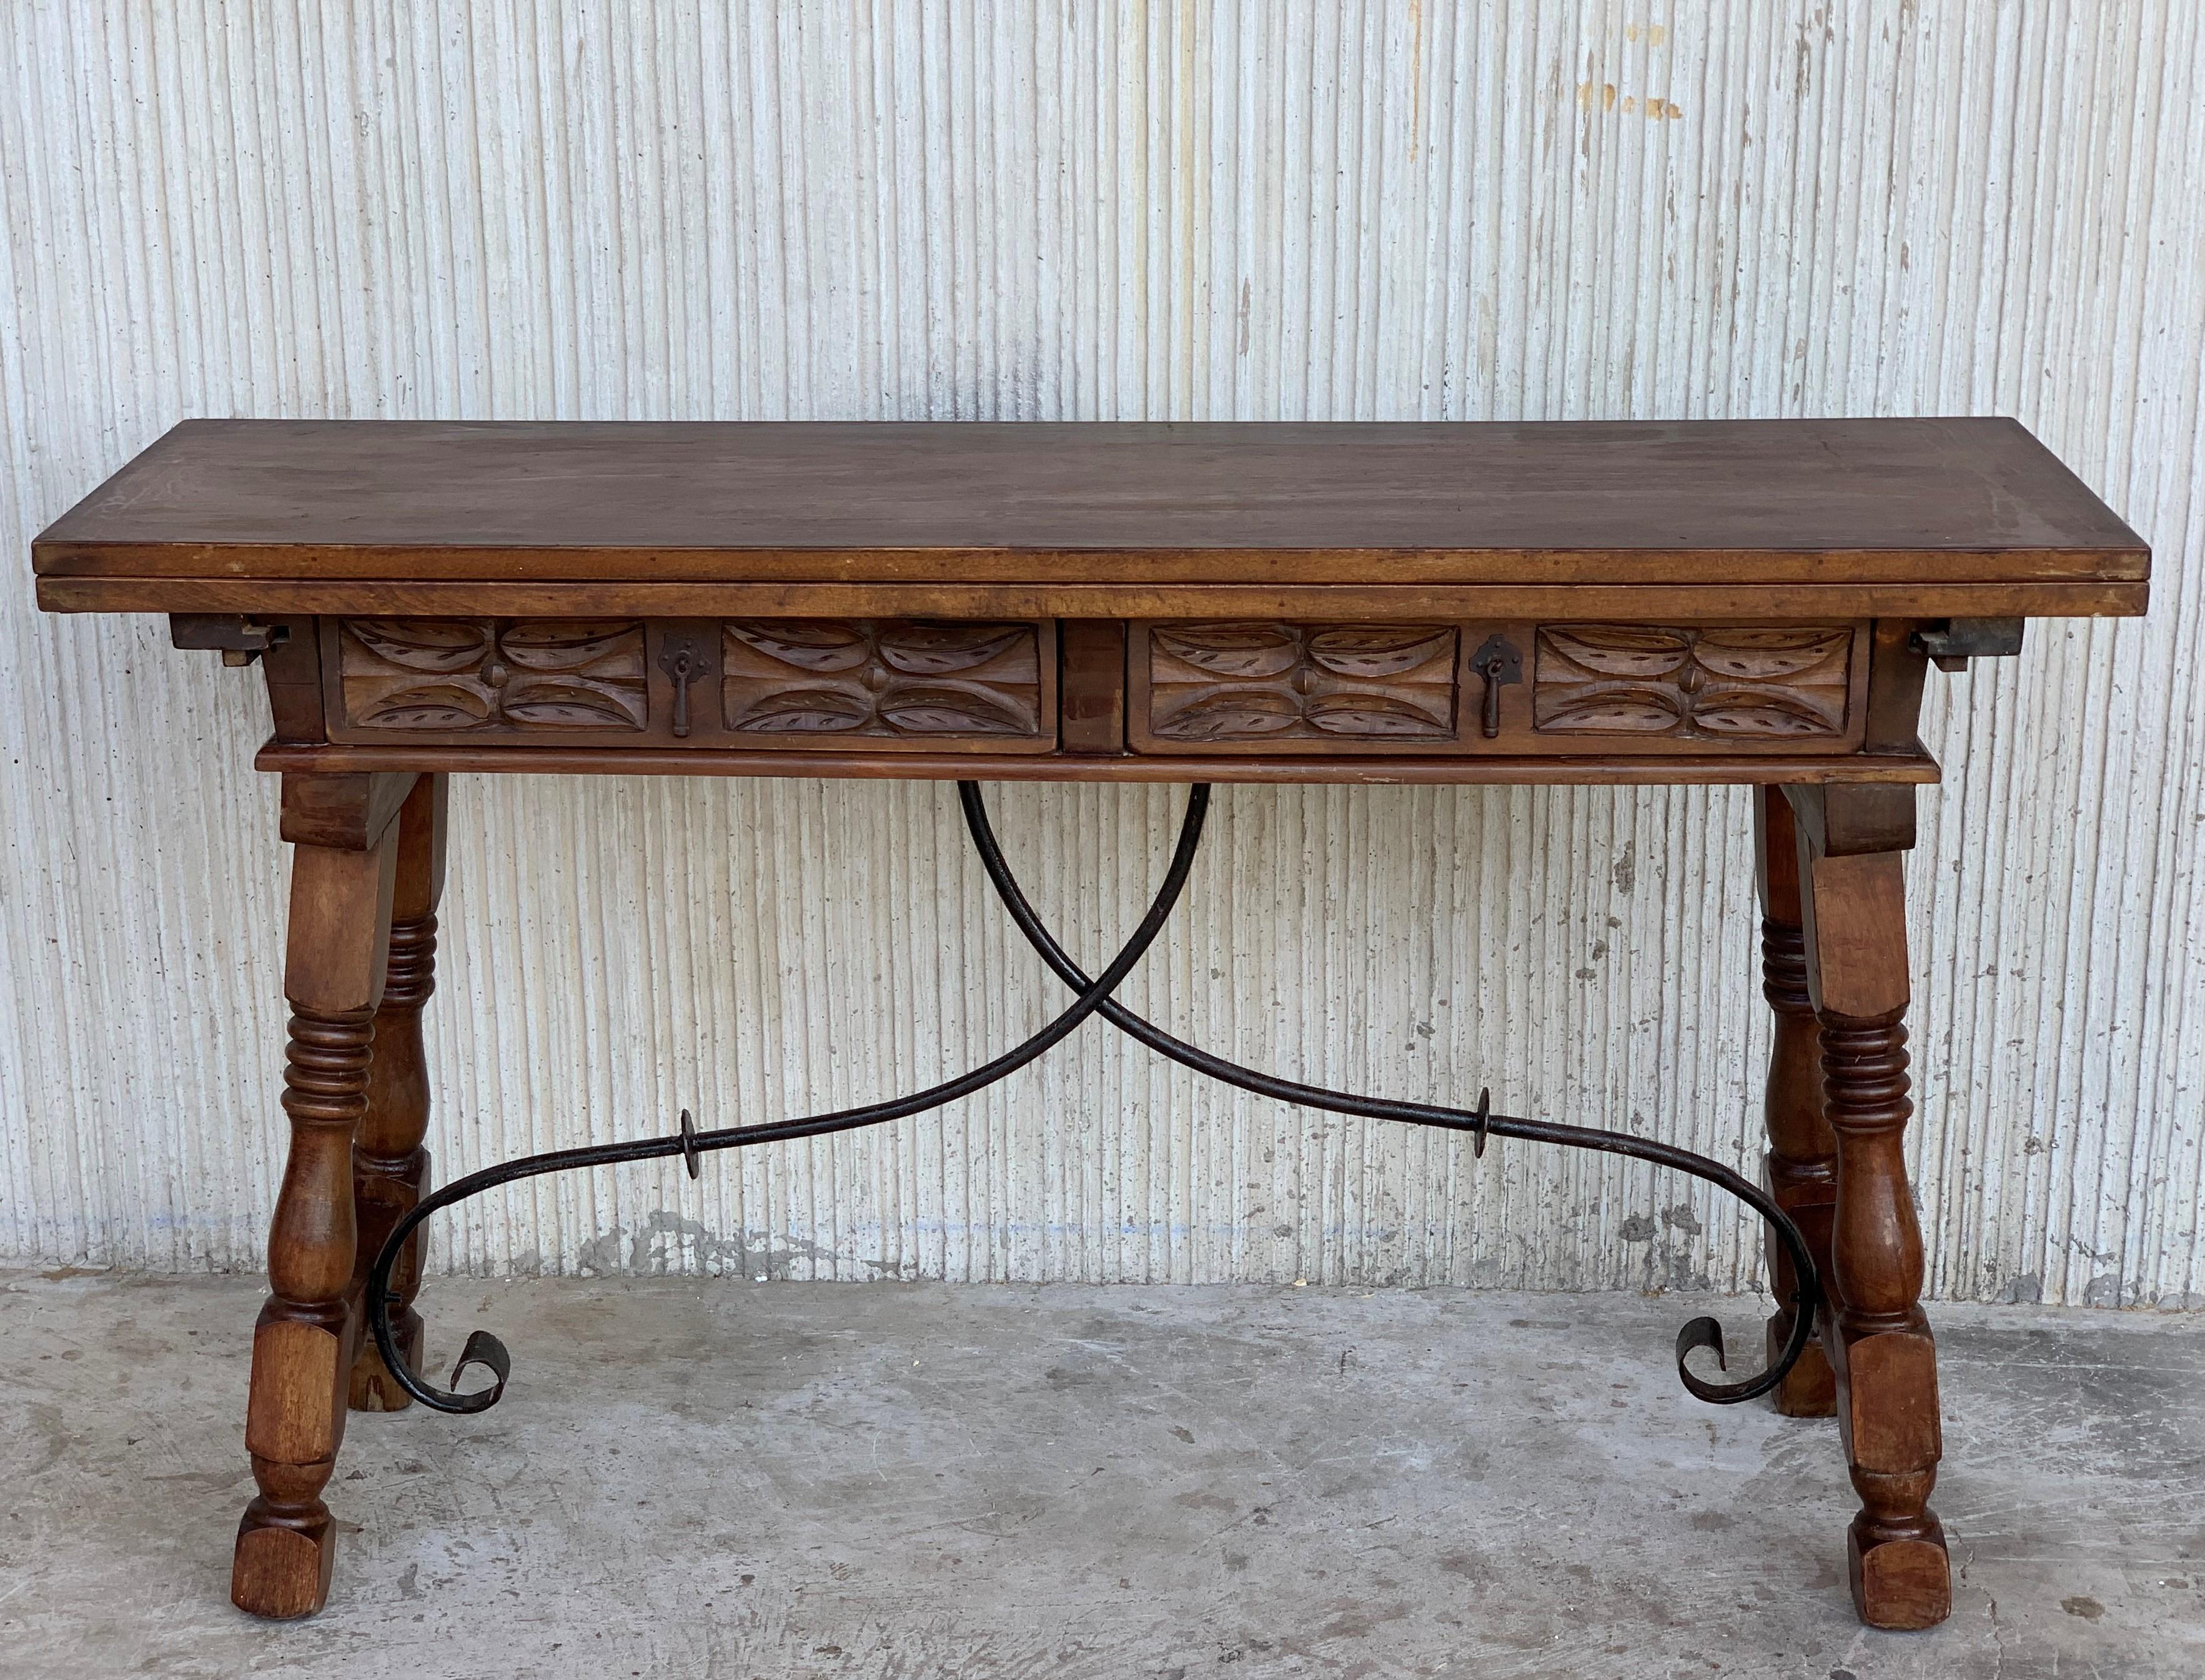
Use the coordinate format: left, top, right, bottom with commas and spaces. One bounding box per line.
1755, 786, 1838, 1418
233, 774, 405, 1619
1790, 786, 1950, 1631
349, 774, 448, 1411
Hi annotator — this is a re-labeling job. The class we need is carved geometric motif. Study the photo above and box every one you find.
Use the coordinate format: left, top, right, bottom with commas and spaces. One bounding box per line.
1143, 622, 1459, 743
337, 619, 647, 731
1532, 625, 1852, 739
721, 620, 1045, 739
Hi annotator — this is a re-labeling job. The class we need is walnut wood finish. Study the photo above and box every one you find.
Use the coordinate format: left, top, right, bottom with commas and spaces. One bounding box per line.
1131, 621, 1467, 752
1755, 786, 1838, 1420
347, 774, 447, 1412
34, 420, 2147, 602
329, 618, 648, 743
278, 769, 419, 851
233, 778, 402, 1619
255, 737, 1943, 786
1862, 618, 1932, 756
1058, 620, 1127, 753
1127, 618, 1867, 758
64, 575, 2146, 620
167, 613, 330, 742
1535, 624, 1856, 743
1787, 784, 1950, 1631
720, 618, 1056, 752
31, 420, 2146, 1631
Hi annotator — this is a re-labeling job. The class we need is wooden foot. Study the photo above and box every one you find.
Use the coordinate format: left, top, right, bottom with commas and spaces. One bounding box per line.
233, 774, 405, 1620
350, 775, 448, 1412
1790, 786, 1950, 1631
1754, 787, 1837, 1418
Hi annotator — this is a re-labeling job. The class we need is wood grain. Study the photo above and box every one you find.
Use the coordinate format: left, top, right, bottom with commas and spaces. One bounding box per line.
277, 771, 420, 852
260, 616, 328, 744
234, 814, 397, 1619
330, 618, 648, 741
347, 775, 447, 1413
1534, 625, 1853, 740
39, 575, 2149, 621
1755, 786, 1839, 1420
254, 737, 1944, 786
1861, 620, 1931, 756
719, 618, 1056, 753
1058, 620, 1127, 753
1130, 621, 1463, 754
34, 418, 2146, 578
1790, 806, 1950, 1630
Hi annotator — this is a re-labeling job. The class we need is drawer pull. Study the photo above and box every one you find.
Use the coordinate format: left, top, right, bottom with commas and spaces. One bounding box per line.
1470, 633, 1523, 738
658, 635, 705, 738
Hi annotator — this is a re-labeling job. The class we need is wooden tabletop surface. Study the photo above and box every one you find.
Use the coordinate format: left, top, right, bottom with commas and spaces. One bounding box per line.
32, 417, 2148, 617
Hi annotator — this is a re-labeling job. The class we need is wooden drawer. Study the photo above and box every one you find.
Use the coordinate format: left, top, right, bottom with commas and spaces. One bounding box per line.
325, 618, 654, 746
1526, 622, 1866, 751
1126, 619, 1868, 756
718, 618, 1056, 753
1129, 620, 1469, 754
325, 616, 1059, 753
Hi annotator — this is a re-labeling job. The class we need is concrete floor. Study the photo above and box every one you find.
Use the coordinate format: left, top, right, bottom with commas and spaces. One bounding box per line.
1, 1275, 2199, 1679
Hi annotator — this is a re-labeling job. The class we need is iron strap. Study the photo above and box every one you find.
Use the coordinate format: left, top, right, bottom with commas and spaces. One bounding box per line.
366, 781, 1821, 1415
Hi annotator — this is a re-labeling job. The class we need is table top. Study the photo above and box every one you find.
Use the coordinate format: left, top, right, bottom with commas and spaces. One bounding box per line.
32, 417, 2148, 620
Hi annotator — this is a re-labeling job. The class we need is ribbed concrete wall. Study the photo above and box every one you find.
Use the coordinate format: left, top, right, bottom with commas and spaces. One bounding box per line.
2, 2, 2199, 1306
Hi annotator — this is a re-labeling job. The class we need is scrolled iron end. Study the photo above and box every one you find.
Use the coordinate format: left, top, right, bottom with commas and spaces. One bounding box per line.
1674, 1313, 1736, 1403
445, 1329, 513, 1414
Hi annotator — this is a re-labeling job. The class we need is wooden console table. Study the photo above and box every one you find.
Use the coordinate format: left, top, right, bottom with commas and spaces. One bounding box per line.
32, 418, 2147, 1630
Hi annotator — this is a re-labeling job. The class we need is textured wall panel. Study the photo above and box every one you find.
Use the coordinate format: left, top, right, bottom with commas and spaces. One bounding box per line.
1, 2, 2199, 1307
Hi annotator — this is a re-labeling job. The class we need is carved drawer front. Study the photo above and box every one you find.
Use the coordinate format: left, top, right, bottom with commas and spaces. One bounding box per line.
1530, 623, 1865, 752
1129, 621, 1464, 755
1127, 618, 1867, 759
720, 619, 1058, 753
327, 618, 651, 744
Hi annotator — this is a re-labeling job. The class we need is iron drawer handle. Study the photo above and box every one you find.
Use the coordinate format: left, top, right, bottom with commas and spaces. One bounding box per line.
1469, 633, 1522, 738
658, 637, 704, 738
